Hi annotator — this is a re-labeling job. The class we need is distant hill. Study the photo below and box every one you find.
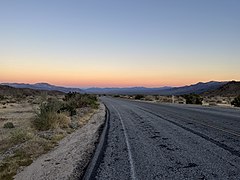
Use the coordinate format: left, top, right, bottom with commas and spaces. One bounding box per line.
1, 81, 229, 95
203, 81, 240, 97
84, 86, 172, 95
83, 81, 227, 95
157, 81, 228, 95
0, 85, 64, 97
1, 83, 82, 93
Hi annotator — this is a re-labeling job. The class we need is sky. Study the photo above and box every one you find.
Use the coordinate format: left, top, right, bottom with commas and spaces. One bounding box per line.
0, 0, 240, 88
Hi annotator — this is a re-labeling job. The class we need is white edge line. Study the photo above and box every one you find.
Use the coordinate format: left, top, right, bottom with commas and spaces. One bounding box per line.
111, 104, 137, 180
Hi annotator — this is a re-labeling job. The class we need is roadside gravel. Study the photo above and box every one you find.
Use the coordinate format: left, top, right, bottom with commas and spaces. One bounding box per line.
14, 103, 106, 180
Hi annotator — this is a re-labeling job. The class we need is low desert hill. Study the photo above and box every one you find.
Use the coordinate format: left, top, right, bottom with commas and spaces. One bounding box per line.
203, 81, 240, 97
0, 85, 64, 97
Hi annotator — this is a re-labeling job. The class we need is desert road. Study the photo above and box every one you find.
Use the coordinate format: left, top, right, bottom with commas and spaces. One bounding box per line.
84, 97, 240, 180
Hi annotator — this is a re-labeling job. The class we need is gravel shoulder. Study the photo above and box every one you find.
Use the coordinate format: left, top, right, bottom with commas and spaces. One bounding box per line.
14, 103, 106, 180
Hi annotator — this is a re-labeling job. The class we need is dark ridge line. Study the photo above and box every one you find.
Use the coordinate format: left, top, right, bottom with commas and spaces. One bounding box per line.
138, 107, 240, 158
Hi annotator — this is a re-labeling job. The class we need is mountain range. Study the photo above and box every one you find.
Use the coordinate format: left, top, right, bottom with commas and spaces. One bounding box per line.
156, 81, 228, 95
0, 84, 64, 97
1, 83, 82, 93
203, 81, 240, 97
1, 81, 230, 95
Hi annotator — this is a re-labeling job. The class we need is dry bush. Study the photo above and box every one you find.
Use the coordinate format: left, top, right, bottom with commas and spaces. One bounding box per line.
231, 96, 240, 107
144, 96, 154, 101
3, 122, 14, 129
0, 149, 33, 180
135, 94, 144, 100
10, 129, 33, 144
33, 99, 66, 130
57, 114, 70, 129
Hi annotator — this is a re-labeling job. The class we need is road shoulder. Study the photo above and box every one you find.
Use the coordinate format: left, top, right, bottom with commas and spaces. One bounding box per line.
14, 103, 106, 180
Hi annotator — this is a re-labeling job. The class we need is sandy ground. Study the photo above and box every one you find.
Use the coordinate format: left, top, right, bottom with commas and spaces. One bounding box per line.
0, 102, 36, 141
14, 103, 106, 180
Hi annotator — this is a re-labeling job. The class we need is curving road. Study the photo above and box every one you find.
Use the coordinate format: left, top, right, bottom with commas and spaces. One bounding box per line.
85, 97, 240, 180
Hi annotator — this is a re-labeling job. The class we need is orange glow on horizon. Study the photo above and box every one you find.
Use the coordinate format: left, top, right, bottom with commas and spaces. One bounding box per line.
1, 56, 239, 88
0, 73, 235, 88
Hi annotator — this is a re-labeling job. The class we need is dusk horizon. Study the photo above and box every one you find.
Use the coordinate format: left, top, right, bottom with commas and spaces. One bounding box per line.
0, 79, 235, 89
1, 1, 240, 178
1, 0, 240, 87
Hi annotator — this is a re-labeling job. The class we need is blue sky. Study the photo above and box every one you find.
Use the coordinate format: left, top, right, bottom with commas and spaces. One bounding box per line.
1, 0, 240, 87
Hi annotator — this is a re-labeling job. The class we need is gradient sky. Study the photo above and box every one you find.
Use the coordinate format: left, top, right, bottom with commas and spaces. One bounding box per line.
1, 0, 240, 87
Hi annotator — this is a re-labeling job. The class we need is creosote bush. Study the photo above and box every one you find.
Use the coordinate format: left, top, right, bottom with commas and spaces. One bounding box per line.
62, 92, 98, 116
0, 95, 5, 101
33, 99, 66, 131
3, 122, 15, 129
182, 94, 203, 105
135, 94, 144, 100
33, 93, 98, 130
231, 96, 240, 107
10, 129, 33, 144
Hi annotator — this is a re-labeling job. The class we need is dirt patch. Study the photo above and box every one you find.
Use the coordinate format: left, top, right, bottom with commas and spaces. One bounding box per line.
14, 103, 106, 180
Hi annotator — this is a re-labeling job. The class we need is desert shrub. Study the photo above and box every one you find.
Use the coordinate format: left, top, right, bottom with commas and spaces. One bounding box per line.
33, 99, 66, 130
62, 92, 98, 116
44, 98, 64, 112
3, 122, 14, 129
79, 94, 98, 108
57, 114, 70, 128
0, 95, 5, 101
231, 96, 240, 107
145, 96, 153, 101
34, 111, 58, 130
64, 92, 78, 101
113, 95, 120, 98
153, 95, 159, 100
0, 149, 33, 180
10, 129, 32, 144
135, 94, 144, 100
182, 94, 203, 105
64, 105, 76, 116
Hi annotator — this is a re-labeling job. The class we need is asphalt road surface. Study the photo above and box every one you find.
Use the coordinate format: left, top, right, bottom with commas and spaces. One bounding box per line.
87, 97, 240, 180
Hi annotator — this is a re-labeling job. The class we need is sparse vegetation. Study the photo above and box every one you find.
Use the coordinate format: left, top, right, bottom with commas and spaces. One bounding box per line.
33, 93, 98, 130
0, 95, 5, 101
62, 92, 98, 115
3, 122, 14, 129
231, 96, 240, 107
0, 150, 33, 180
135, 94, 144, 100
182, 94, 203, 105
0, 88, 99, 179
10, 129, 33, 144
33, 99, 66, 131
144, 96, 154, 101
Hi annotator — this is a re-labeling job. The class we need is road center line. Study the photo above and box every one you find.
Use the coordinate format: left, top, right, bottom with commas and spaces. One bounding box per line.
111, 104, 137, 180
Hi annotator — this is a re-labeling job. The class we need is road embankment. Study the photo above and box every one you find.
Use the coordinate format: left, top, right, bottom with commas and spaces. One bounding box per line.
15, 103, 106, 180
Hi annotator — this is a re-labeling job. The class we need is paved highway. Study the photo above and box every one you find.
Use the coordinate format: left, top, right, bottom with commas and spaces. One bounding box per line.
85, 97, 240, 180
